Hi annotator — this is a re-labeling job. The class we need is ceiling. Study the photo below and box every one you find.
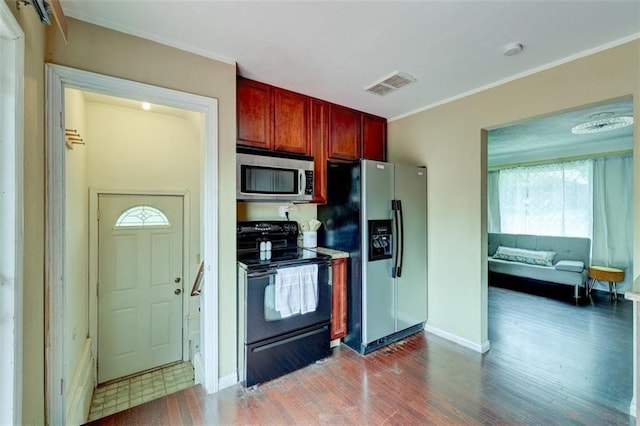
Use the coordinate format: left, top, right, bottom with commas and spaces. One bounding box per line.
488, 97, 634, 167
58, 1, 638, 162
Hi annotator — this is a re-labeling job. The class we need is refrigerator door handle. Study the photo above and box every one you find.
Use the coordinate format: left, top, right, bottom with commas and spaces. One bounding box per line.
397, 200, 404, 278
392, 200, 400, 278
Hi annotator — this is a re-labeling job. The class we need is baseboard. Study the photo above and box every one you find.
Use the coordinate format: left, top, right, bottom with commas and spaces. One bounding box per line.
423, 323, 491, 354
65, 338, 94, 425
218, 372, 238, 390
630, 396, 636, 417
192, 352, 237, 391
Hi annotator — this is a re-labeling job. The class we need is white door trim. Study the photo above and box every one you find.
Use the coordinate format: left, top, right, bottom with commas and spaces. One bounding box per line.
45, 64, 219, 425
89, 189, 192, 381
0, 3, 24, 425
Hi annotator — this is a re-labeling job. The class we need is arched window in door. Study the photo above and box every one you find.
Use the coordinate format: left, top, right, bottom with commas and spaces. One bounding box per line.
114, 205, 170, 228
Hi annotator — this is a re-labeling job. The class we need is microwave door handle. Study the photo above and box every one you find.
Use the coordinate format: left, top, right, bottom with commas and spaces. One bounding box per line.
299, 170, 304, 195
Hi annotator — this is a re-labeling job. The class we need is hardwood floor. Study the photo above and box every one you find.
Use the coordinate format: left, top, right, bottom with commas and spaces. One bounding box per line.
86, 286, 635, 425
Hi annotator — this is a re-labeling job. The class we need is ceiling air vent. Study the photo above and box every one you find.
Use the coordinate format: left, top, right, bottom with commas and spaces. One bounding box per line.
365, 71, 417, 96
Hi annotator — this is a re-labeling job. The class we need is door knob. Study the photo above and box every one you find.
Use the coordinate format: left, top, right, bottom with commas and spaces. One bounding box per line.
174, 277, 181, 283
174, 288, 182, 295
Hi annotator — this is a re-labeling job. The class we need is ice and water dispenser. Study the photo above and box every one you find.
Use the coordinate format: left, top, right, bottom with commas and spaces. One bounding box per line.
368, 220, 393, 261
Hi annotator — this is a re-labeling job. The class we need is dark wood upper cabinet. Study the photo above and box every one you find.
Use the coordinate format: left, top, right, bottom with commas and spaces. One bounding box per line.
311, 99, 329, 203
273, 88, 311, 156
362, 114, 387, 161
237, 77, 387, 204
328, 105, 361, 161
237, 78, 272, 149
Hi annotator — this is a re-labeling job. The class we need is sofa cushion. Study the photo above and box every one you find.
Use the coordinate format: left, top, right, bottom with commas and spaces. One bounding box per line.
493, 246, 556, 267
555, 260, 584, 273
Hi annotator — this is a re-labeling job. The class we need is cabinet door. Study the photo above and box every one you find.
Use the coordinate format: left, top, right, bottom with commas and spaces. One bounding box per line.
362, 114, 387, 161
329, 105, 361, 160
273, 88, 310, 155
331, 258, 348, 340
311, 99, 328, 203
237, 78, 272, 149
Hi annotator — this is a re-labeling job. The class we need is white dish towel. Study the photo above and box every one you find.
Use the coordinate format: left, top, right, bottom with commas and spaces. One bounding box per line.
275, 264, 318, 318
299, 264, 319, 314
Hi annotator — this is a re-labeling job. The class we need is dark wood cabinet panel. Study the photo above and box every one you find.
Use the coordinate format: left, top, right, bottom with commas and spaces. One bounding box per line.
311, 99, 328, 204
331, 257, 348, 340
236, 77, 387, 205
273, 88, 310, 155
237, 78, 273, 149
328, 105, 361, 161
362, 114, 387, 161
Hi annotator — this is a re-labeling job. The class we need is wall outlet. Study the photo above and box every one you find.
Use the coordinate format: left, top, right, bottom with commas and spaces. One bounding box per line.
278, 206, 289, 218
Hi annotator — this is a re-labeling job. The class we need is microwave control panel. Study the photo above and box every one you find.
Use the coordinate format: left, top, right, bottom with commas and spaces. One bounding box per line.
305, 170, 314, 195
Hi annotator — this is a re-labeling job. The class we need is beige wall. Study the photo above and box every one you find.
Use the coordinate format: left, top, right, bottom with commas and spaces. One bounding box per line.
388, 40, 640, 346
12, 4, 638, 421
238, 202, 317, 223
10, 10, 236, 421
46, 17, 238, 383
7, 1, 47, 424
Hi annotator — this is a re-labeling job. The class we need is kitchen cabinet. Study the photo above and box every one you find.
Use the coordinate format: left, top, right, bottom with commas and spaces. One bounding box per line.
273, 88, 310, 155
328, 104, 361, 161
331, 257, 348, 340
237, 78, 272, 150
237, 78, 311, 156
362, 113, 387, 161
311, 99, 329, 203
237, 77, 387, 203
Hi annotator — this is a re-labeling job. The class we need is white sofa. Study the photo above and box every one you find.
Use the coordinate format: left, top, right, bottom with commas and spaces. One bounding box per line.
488, 233, 591, 299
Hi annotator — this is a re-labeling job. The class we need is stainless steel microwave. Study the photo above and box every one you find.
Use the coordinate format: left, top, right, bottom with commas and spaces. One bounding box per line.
237, 152, 314, 201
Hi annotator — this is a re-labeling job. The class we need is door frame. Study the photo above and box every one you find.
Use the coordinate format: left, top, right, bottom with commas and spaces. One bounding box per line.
91, 190, 191, 382
0, 3, 24, 425
45, 64, 219, 425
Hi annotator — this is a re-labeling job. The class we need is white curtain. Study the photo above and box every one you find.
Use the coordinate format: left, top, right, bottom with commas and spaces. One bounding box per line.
487, 170, 501, 233
592, 154, 633, 291
497, 160, 592, 238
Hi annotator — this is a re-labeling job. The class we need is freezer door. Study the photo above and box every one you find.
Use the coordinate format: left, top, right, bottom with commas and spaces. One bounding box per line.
361, 160, 395, 344
394, 164, 427, 331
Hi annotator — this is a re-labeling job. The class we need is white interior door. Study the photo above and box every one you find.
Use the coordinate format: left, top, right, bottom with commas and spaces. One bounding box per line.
98, 194, 184, 383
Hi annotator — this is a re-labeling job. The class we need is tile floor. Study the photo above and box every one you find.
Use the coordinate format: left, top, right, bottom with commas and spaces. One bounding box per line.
87, 361, 195, 422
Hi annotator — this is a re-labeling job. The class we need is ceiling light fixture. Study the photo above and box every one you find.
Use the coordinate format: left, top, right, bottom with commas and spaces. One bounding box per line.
571, 116, 633, 134
142, 102, 151, 111
503, 43, 523, 57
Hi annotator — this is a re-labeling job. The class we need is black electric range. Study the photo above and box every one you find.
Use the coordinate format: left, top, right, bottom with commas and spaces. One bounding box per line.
236, 220, 333, 387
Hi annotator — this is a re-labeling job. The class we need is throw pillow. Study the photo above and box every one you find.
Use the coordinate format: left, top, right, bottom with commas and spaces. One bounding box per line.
554, 260, 584, 272
493, 246, 556, 267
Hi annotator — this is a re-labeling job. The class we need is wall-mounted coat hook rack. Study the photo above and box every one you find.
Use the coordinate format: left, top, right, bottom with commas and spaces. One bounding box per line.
65, 128, 85, 149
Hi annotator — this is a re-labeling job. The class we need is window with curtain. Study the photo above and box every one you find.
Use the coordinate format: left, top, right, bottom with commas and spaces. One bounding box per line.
488, 154, 633, 290
496, 160, 593, 238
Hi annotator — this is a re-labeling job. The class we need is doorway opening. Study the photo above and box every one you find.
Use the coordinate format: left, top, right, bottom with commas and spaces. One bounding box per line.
45, 64, 219, 425
485, 97, 634, 415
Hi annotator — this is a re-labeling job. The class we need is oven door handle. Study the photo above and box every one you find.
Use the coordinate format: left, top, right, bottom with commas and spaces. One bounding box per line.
247, 270, 278, 279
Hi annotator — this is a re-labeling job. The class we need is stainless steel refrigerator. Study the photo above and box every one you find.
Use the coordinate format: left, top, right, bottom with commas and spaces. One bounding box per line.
318, 159, 427, 354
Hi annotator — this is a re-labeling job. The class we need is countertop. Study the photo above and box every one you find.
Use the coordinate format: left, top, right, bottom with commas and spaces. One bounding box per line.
624, 276, 640, 302
305, 247, 350, 259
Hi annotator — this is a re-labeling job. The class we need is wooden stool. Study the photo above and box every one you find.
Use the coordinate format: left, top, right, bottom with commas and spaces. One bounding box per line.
588, 266, 625, 299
